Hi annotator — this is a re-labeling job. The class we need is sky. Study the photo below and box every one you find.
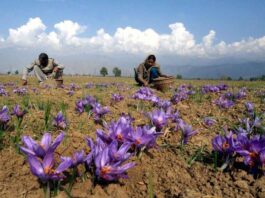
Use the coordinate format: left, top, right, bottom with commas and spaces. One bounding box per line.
0, 0, 265, 75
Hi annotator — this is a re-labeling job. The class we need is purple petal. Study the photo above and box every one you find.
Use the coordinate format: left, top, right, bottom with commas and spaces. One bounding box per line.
28, 155, 46, 180
55, 158, 72, 173
40, 133, 52, 151
49, 132, 65, 152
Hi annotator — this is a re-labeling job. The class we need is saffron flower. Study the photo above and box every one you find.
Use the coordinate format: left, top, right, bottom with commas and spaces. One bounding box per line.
61, 150, 88, 168
179, 121, 197, 144
75, 100, 85, 114
12, 104, 27, 119
28, 152, 72, 182
204, 117, 216, 127
0, 106, 10, 129
96, 116, 133, 143
13, 87, 27, 95
85, 135, 136, 181
212, 131, 235, 154
148, 109, 168, 131
0, 88, 8, 96
108, 141, 133, 162
235, 136, 265, 167
20, 132, 65, 158
128, 126, 160, 149
111, 93, 124, 102
245, 102, 254, 113
132, 87, 155, 101
94, 145, 135, 181
92, 103, 109, 123
214, 96, 234, 109
85, 82, 94, 89
52, 111, 67, 130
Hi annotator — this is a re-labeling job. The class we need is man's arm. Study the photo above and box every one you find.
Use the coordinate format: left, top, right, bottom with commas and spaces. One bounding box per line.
21, 61, 36, 82
156, 65, 168, 78
52, 60, 64, 72
137, 65, 148, 86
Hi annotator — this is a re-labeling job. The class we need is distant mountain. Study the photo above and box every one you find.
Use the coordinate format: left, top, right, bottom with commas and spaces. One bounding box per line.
165, 62, 265, 79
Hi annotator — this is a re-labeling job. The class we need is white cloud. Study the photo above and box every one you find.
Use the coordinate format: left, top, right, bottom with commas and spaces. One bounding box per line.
1, 17, 265, 63
203, 30, 215, 47
7, 17, 46, 46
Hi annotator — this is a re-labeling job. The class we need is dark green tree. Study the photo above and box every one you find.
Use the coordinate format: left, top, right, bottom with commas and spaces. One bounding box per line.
176, 74, 182, 79
238, 76, 244, 81
14, 70, 19, 75
100, 67, 108, 77
112, 67, 121, 77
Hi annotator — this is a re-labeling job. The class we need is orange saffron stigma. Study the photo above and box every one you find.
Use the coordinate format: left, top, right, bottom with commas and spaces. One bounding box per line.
44, 166, 54, 174
135, 139, 141, 145
222, 142, 229, 150
117, 134, 123, 141
101, 166, 111, 175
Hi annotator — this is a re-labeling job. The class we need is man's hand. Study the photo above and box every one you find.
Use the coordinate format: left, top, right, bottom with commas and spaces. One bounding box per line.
22, 79, 27, 86
143, 81, 149, 86
53, 67, 59, 73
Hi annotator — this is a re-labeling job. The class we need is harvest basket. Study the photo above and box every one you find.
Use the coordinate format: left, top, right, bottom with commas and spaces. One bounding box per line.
153, 77, 174, 92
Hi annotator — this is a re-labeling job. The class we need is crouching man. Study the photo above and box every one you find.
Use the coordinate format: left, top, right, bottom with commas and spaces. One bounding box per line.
22, 53, 64, 87
135, 54, 168, 86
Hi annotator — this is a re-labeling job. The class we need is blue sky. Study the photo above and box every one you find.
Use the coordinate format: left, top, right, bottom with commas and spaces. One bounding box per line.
1, 0, 265, 42
0, 0, 265, 74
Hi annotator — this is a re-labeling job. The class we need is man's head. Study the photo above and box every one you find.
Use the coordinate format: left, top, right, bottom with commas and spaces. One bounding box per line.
39, 53, 49, 66
146, 54, 156, 66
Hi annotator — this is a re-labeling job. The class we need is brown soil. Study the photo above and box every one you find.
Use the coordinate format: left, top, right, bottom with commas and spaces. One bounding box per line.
0, 76, 265, 198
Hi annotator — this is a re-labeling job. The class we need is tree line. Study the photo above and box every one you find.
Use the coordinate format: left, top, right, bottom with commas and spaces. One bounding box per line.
100, 67, 121, 77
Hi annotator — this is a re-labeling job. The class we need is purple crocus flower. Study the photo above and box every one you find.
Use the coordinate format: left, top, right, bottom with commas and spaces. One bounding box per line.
202, 84, 228, 94
171, 111, 181, 123
150, 95, 160, 104
111, 93, 124, 102
69, 83, 80, 91
83, 95, 97, 107
20, 132, 65, 158
96, 116, 133, 143
212, 131, 235, 154
94, 145, 135, 181
12, 104, 27, 119
53, 111, 67, 130
61, 150, 87, 168
85, 82, 94, 89
214, 96, 234, 109
28, 152, 72, 182
217, 83, 228, 91
0, 88, 8, 96
148, 109, 168, 131
108, 141, 132, 162
128, 126, 160, 149
235, 137, 265, 167
92, 103, 109, 123
132, 87, 155, 101
204, 117, 216, 127
31, 88, 39, 94
67, 90, 75, 96
179, 121, 197, 144
13, 87, 28, 95
245, 102, 254, 113
235, 88, 247, 100
87, 135, 133, 173
75, 100, 85, 114
0, 106, 10, 129
239, 117, 262, 134
155, 99, 172, 112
